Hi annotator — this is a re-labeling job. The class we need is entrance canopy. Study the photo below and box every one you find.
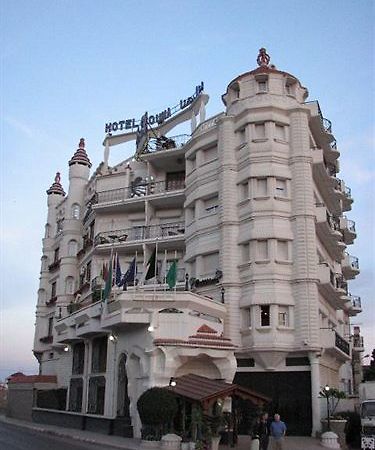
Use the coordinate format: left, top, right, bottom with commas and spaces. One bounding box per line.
167, 374, 270, 410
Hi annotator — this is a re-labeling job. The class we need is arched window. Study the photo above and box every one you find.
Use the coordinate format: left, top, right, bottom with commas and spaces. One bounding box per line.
65, 276, 75, 295
68, 240, 78, 257
45, 224, 51, 238
41, 256, 48, 271
38, 289, 46, 304
72, 204, 81, 220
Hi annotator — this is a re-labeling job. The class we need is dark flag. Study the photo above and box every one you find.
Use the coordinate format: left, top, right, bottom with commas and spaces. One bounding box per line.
145, 247, 157, 280
122, 257, 136, 290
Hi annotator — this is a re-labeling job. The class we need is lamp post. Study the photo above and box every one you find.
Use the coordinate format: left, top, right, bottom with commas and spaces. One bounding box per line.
324, 384, 331, 431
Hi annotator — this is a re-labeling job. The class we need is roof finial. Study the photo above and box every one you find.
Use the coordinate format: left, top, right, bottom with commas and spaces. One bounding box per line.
47, 172, 65, 196
55, 172, 61, 184
79, 138, 85, 148
257, 48, 270, 67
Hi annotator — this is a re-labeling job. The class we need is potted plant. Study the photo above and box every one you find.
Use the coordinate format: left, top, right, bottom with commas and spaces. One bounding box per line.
208, 400, 225, 450
320, 386, 347, 435
190, 405, 203, 450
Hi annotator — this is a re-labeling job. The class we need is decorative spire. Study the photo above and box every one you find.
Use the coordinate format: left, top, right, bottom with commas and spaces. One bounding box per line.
46, 172, 65, 196
257, 48, 270, 67
68, 138, 92, 168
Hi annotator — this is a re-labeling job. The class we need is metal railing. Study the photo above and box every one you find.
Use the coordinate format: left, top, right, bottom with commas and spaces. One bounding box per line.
95, 221, 185, 245
335, 331, 350, 355
345, 218, 356, 233
345, 253, 359, 270
326, 212, 340, 232
344, 185, 352, 198
330, 140, 337, 150
305, 100, 332, 133
145, 134, 190, 153
96, 178, 185, 204
352, 335, 364, 348
349, 295, 361, 309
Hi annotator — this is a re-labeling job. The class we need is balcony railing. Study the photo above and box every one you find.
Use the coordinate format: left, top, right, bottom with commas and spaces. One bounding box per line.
95, 221, 185, 245
349, 295, 361, 309
326, 212, 340, 232
96, 178, 185, 204
352, 335, 364, 349
144, 134, 190, 153
345, 253, 359, 270
335, 331, 350, 355
344, 185, 352, 199
330, 140, 337, 150
346, 218, 356, 233
46, 296, 57, 306
305, 101, 332, 133
48, 259, 61, 272
39, 335, 53, 344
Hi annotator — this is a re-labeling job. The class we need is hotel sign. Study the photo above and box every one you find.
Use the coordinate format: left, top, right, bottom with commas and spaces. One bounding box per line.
104, 82, 204, 134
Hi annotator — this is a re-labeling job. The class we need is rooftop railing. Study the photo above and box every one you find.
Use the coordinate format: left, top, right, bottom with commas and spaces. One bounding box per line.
335, 331, 350, 356
145, 134, 190, 153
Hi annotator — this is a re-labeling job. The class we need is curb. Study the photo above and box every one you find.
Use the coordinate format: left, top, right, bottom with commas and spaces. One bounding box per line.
0, 415, 134, 449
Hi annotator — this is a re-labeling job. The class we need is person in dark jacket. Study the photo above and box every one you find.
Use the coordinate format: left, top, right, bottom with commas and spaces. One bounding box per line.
255, 413, 269, 450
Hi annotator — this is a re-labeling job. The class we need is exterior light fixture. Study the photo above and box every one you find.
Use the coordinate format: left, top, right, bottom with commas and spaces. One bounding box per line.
169, 377, 176, 387
147, 325, 155, 332
63, 345, 69, 352
324, 385, 331, 431
109, 334, 117, 342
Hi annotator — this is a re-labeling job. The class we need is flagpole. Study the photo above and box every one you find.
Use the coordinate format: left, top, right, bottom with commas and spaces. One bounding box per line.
174, 250, 177, 298
133, 251, 137, 301
164, 249, 167, 293
153, 239, 158, 299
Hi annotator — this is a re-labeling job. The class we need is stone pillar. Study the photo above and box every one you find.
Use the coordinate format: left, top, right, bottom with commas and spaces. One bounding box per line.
309, 352, 322, 437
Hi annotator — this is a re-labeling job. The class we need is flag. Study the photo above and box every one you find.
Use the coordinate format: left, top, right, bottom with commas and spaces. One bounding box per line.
103, 258, 113, 301
102, 262, 109, 282
166, 260, 177, 289
115, 254, 122, 286
122, 257, 136, 289
145, 247, 157, 280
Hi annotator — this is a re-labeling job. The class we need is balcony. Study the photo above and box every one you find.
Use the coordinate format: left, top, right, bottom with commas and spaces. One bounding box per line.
342, 184, 353, 212
144, 134, 190, 154
315, 205, 345, 260
306, 100, 334, 147
46, 297, 57, 307
339, 216, 356, 245
321, 329, 350, 361
346, 294, 362, 316
352, 335, 364, 352
48, 259, 61, 272
317, 264, 348, 309
94, 222, 185, 249
39, 335, 53, 344
342, 253, 360, 280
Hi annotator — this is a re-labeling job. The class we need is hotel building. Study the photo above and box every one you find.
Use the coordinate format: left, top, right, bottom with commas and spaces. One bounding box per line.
33, 49, 363, 436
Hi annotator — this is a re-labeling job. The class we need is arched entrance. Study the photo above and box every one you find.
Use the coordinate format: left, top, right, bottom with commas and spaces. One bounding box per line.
113, 354, 133, 437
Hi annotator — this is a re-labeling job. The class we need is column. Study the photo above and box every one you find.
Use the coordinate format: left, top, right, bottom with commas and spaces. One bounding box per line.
309, 352, 321, 437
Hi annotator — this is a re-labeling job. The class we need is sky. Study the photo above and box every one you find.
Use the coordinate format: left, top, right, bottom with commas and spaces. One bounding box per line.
0, 0, 374, 382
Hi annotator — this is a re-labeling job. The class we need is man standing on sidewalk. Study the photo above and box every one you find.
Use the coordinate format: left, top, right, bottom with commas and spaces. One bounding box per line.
270, 414, 286, 450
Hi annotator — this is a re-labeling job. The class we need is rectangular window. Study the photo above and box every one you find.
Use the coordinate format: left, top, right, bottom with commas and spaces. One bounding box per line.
54, 248, 59, 263
255, 123, 266, 138
239, 128, 246, 144
278, 306, 289, 327
203, 252, 220, 275
68, 378, 83, 412
48, 317, 54, 336
242, 243, 250, 262
241, 181, 249, 200
51, 281, 57, 299
277, 240, 289, 260
91, 336, 108, 373
86, 261, 92, 283
166, 171, 185, 190
89, 221, 95, 240
203, 147, 217, 162
204, 196, 219, 214
87, 376, 106, 415
275, 179, 287, 197
72, 342, 85, 375
275, 124, 285, 140
260, 305, 270, 327
257, 240, 268, 260
256, 178, 268, 196
258, 81, 267, 92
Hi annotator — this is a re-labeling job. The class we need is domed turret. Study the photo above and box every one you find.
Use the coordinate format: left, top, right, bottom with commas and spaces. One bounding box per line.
46, 172, 65, 196
69, 138, 92, 168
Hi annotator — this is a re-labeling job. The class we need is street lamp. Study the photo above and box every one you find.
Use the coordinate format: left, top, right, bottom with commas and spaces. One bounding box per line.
324, 385, 331, 431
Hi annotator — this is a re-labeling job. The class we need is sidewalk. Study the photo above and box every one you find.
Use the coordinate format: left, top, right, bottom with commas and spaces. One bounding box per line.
0, 414, 327, 450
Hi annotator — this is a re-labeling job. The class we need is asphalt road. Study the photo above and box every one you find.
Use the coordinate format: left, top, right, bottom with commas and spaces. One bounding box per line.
0, 421, 116, 450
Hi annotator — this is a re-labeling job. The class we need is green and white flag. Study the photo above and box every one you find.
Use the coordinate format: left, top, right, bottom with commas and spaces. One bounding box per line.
166, 260, 177, 289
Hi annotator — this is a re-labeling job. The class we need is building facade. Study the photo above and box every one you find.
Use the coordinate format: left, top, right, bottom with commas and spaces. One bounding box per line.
33, 49, 363, 436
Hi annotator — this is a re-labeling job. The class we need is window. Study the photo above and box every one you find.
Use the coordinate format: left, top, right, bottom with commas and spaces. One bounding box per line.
278, 306, 289, 327
285, 80, 296, 96
256, 178, 267, 196
86, 261, 91, 283
68, 240, 78, 256
48, 317, 54, 336
65, 276, 74, 294
277, 240, 289, 260
260, 305, 270, 327
45, 224, 51, 238
89, 221, 95, 240
275, 179, 287, 197
257, 240, 268, 260
258, 81, 267, 92
91, 336, 107, 373
56, 219, 64, 234
54, 248, 60, 263
38, 289, 46, 304
87, 376, 106, 415
187, 204, 195, 222
69, 378, 83, 412
241, 181, 249, 200
203, 252, 220, 275
255, 123, 266, 139
72, 342, 85, 375
275, 124, 286, 141
72, 204, 80, 220
51, 281, 57, 299
166, 171, 185, 190
239, 128, 246, 145
242, 243, 250, 262
203, 147, 217, 162
41, 256, 48, 271
204, 195, 219, 214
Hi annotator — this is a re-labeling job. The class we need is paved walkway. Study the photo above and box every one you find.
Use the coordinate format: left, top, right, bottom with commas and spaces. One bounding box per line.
0, 414, 332, 450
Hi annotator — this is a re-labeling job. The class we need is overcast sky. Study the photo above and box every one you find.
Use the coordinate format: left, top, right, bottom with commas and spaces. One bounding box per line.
0, 0, 374, 381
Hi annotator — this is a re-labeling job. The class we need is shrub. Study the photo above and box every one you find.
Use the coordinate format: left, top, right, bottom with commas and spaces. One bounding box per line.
339, 411, 361, 449
137, 387, 178, 439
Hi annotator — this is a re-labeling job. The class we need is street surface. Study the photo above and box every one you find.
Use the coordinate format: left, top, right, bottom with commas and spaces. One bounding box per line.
0, 421, 116, 450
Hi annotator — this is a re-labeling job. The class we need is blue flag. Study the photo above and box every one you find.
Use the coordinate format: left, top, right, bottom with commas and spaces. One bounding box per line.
115, 254, 122, 286
121, 257, 136, 289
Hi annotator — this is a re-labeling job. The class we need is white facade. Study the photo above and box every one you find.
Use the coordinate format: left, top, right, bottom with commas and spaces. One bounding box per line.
33, 49, 363, 436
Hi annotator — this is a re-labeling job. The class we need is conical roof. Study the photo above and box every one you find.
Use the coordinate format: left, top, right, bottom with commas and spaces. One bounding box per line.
69, 138, 92, 168
46, 172, 65, 196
